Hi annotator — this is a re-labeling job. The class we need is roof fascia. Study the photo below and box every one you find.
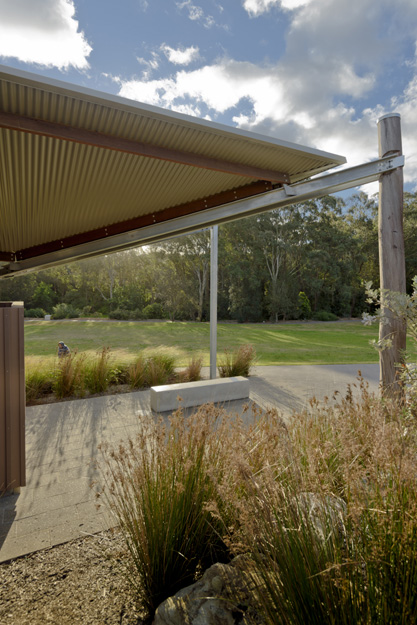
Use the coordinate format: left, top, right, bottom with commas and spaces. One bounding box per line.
0, 64, 346, 166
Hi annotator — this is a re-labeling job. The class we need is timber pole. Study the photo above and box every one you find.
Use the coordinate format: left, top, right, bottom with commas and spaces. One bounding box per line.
377, 113, 406, 395
210, 225, 218, 379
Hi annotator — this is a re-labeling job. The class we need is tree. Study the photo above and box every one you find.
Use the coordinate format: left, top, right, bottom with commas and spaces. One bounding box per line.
220, 218, 265, 322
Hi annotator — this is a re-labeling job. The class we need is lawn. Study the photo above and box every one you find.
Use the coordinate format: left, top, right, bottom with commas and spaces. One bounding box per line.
23, 319, 383, 366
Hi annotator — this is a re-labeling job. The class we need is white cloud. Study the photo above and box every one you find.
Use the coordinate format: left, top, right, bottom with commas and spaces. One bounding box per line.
118, 0, 417, 190
176, 1, 216, 28
118, 60, 286, 116
161, 44, 200, 65
243, 0, 312, 16
0, 0, 91, 69
136, 52, 160, 72
388, 76, 417, 190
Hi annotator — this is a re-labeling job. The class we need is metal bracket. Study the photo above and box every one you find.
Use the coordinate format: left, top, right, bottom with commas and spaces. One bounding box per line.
8, 262, 21, 271
378, 159, 394, 172
283, 184, 297, 196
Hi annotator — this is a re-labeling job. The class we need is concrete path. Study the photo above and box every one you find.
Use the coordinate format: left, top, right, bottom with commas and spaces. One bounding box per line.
0, 364, 379, 563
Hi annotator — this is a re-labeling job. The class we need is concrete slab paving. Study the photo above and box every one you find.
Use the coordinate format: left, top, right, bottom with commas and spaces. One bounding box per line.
249, 363, 380, 416
0, 364, 379, 563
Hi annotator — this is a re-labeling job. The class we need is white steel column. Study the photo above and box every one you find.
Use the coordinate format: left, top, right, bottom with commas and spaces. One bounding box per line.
210, 225, 218, 379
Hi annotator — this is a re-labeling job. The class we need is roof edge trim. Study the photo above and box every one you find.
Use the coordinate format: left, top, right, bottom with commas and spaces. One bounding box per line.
0, 64, 346, 166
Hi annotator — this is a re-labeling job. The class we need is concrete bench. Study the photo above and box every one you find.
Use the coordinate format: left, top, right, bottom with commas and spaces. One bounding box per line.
150, 376, 250, 413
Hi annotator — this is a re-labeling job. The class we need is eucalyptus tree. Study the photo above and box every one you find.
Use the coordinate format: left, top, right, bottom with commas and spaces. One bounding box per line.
403, 192, 417, 289
255, 208, 299, 321
343, 192, 379, 315
152, 231, 211, 321
219, 218, 266, 322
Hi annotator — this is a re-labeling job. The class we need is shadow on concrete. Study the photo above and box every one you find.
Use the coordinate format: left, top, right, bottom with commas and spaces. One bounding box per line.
0, 492, 19, 551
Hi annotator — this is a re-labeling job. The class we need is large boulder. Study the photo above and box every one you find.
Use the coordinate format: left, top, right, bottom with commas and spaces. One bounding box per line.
153, 556, 264, 625
294, 492, 347, 542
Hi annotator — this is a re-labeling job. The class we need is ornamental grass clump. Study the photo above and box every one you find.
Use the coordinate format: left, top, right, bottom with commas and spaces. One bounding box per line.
128, 353, 176, 388
145, 353, 175, 386
177, 356, 203, 382
99, 403, 239, 618
25, 358, 54, 403
218, 344, 256, 378
229, 379, 417, 625
52, 352, 86, 399
128, 355, 147, 389
83, 347, 117, 394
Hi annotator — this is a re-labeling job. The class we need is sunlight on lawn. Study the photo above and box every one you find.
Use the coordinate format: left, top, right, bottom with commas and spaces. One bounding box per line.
23, 319, 380, 365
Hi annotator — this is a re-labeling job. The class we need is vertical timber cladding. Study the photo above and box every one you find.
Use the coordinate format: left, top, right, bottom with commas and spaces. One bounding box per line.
0, 303, 26, 492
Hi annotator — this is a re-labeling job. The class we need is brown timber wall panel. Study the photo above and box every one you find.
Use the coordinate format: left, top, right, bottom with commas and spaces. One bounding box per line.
0, 304, 26, 492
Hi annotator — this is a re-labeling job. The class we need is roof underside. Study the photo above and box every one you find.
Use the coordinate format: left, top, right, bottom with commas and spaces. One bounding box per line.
0, 65, 346, 275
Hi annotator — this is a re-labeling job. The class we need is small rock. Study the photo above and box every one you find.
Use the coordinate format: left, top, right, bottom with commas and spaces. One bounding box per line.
153, 556, 264, 625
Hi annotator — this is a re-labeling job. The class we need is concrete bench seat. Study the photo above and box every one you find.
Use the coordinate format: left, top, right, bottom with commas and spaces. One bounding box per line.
150, 376, 250, 413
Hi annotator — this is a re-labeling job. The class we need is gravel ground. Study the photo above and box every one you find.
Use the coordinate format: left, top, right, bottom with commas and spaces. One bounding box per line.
0, 529, 145, 625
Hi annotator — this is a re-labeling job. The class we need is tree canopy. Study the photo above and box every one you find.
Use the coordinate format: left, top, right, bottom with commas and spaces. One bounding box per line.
2, 192, 416, 323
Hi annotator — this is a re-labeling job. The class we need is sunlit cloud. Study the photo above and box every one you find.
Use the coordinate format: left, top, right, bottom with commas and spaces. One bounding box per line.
0, 0, 91, 69
116, 0, 417, 190
243, 0, 312, 17
176, 0, 216, 28
161, 44, 200, 65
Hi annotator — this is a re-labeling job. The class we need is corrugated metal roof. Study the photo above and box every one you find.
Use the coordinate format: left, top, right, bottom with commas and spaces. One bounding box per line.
0, 65, 346, 274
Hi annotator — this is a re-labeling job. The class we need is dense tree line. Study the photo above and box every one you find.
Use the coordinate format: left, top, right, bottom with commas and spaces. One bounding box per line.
2, 193, 417, 322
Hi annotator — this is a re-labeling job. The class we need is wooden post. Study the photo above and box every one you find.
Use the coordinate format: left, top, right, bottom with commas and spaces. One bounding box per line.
0, 302, 26, 493
377, 113, 406, 395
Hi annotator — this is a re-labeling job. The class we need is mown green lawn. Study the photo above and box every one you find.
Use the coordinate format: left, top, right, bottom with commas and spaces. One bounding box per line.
24, 319, 384, 366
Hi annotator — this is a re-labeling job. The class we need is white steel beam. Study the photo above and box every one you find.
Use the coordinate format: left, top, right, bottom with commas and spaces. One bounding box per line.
0, 154, 404, 277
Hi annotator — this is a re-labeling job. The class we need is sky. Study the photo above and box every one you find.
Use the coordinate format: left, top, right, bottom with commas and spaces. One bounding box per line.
1, 0, 417, 196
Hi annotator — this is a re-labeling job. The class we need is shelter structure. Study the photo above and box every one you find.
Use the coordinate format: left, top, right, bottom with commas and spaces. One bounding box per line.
0, 65, 347, 274
0, 66, 406, 491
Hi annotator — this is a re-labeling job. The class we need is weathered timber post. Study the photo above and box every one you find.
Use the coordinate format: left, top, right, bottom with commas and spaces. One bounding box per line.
0, 302, 26, 493
377, 113, 406, 395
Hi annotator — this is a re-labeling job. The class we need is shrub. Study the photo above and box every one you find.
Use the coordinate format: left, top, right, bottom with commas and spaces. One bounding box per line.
142, 303, 165, 319
363, 277, 417, 408
24, 308, 46, 318
109, 308, 144, 320
111, 359, 131, 384
99, 405, 234, 617
218, 344, 256, 377
312, 310, 339, 321
297, 291, 312, 319
109, 308, 133, 320
52, 303, 80, 319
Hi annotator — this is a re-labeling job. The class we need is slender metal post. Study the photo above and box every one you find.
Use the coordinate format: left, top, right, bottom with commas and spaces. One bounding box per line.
377, 113, 406, 396
210, 226, 218, 379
